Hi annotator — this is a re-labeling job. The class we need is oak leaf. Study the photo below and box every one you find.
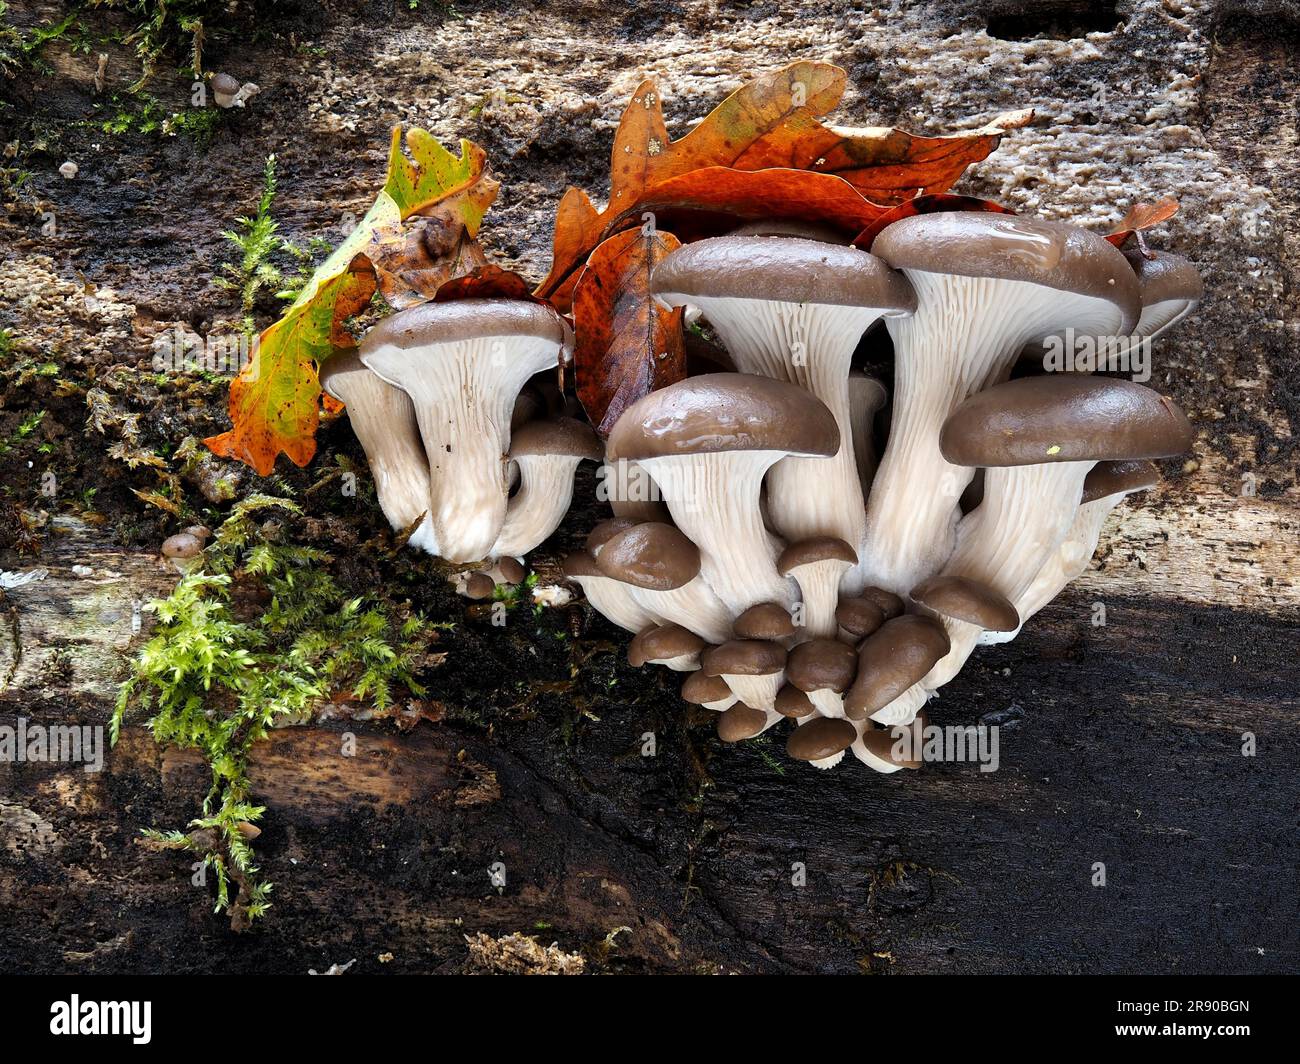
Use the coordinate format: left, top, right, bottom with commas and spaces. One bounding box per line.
1106, 196, 1180, 248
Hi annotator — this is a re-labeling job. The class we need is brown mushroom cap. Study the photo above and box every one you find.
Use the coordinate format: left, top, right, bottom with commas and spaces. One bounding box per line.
845, 616, 951, 720
733, 602, 797, 640
873, 212, 1141, 334
464, 572, 496, 600
681, 671, 734, 705
787, 717, 858, 762
774, 684, 817, 718
1124, 248, 1204, 308
497, 557, 526, 585
1080, 459, 1160, 503
361, 298, 570, 356
910, 575, 1020, 632
510, 416, 603, 461
860, 715, 926, 770
777, 536, 858, 575
785, 638, 858, 694
717, 704, 769, 742
560, 551, 602, 579
653, 235, 916, 311
585, 518, 642, 556
161, 533, 203, 560
835, 596, 886, 639
595, 522, 701, 591
209, 72, 240, 96
605, 373, 839, 463
940, 375, 1194, 467
860, 586, 905, 619
701, 639, 787, 677
629, 624, 705, 666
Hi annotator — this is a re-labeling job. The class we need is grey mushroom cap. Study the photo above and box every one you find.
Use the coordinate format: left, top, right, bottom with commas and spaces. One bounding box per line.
652, 235, 917, 312
940, 375, 1194, 467
1124, 248, 1204, 309
873, 212, 1142, 335
701, 639, 787, 677
860, 586, 905, 619
910, 575, 1020, 632
787, 717, 858, 762
161, 533, 204, 559
464, 572, 496, 600
777, 536, 858, 575
733, 602, 797, 640
209, 73, 240, 96
360, 298, 571, 357
606, 373, 840, 463
586, 518, 642, 557
860, 713, 928, 770
510, 417, 603, 461
595, 522, 701, 591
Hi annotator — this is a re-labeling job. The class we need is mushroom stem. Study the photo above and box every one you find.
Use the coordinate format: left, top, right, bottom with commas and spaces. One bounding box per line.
627, 580, 734, 644
640, 450, 794, 614
808, 689, 845, 718
791, 562, 848, 639
494, 454, 584, 558
719, 673, 782, 713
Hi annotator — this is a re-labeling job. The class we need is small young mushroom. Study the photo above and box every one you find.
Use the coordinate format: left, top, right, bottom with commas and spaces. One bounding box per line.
463, 571, 497, 601
594, 522, 733, 643
493, 417, 602, 558
209, 72, 241, 108
606, 373, 839, 615
778, 537, 858, 638
561, 551, 660, 633
834, 596, 886, 644
844, 615, 950, 721
862, 213, 1140, 594
786, 716, 859, 770
360, 299, 572, 562
652, 236, 915, 590
774, 684, 817, 719
681, 671, 738, 712
716, 703, 774, 743
733, 602, 797, 642
320, 350, 434, 553
160, 531, 206, 574
585, 517, 642, 557
860, 586, 905, 620
785, 638, 858, 719
854, 710, 929, 774
628, 623, 706, 671
700, 639, 787, 714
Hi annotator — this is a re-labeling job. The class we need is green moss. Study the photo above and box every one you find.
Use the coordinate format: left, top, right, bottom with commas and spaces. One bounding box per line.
112, 494, 442, 927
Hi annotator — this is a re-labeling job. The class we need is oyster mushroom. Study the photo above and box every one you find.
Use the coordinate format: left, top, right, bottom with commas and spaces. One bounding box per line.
360, 299, 571, 563
606, 373, 839, 615
681, 671, 737, 712
862, 213, 1140, 594
701, 640, 787, 714
319, 350, 434, 553
494, 417, 602, 558
733, 602, 797, 642
785, 638, 858, 719
628, 624, 706, 671
561, 551, 660, 633
854, 710, 929, 774
786, 716, 858, 770
716, 703, 774, 742
778, 537, 857, 638
652, 237, 914, 589
844, 615, 950, 722
834, 596, 885, 644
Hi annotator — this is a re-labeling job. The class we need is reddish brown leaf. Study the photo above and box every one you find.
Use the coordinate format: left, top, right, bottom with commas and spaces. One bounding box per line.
1106, 196, 1180, 247
433, 264, 546, 304
535, 187, 604, 312
573, 228, 685, 437
853, 193, 1016, 250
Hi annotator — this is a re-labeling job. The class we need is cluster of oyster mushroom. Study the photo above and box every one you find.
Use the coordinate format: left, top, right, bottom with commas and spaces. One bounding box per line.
331, 211, 1201, 773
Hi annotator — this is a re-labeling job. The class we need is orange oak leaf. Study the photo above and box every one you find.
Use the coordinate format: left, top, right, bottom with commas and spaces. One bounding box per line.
853, 193, 1016, 249
573, 227, 685, 437
1106, 196, 1180, 248
433, 264, 548, 304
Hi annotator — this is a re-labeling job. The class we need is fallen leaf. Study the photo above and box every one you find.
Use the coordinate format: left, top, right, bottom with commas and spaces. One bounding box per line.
433, 263, 547, 304
205, 128, 497, 476
853, 193, 1016, 249
131, 489, 181, 516
573, 227, 685, 437
1106, 196, 1180, 247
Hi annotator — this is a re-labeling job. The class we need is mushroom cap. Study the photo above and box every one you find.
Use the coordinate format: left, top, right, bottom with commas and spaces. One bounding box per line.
860, 717, 926, 770
1080, 459, 1160, 503
786, 638, 858, 694
1124, 248, 1204, 308
860, 586, 905, 619
629, 623, 705, 666
835, 596, 886, 639
845, 616, 951, 720
733, 602, 797, 640
595, 522, 701, 590
873, 213, 1141, 334
161, 532, 204, 559
360, 298, 570, 356
701, 639, 787, 677
560, 550, 603, 579
464, 572, 496, 600
586, 517, 642, 557
653, 235, 916, 311
209, 72, 240, 95
940, 375, 1194, 467
605, 373, 839, 463
910, 575, 1020, 632
510, 416, 603, 461
681, 671, 734, 705
497, 557, 526, 584
787, 717, 858, 762
774, 684, 817, 717
717, 704, 769, 742
777, 536, 858, 575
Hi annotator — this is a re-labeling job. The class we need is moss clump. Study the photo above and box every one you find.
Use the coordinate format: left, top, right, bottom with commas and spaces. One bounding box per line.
112, 494, 442, 928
